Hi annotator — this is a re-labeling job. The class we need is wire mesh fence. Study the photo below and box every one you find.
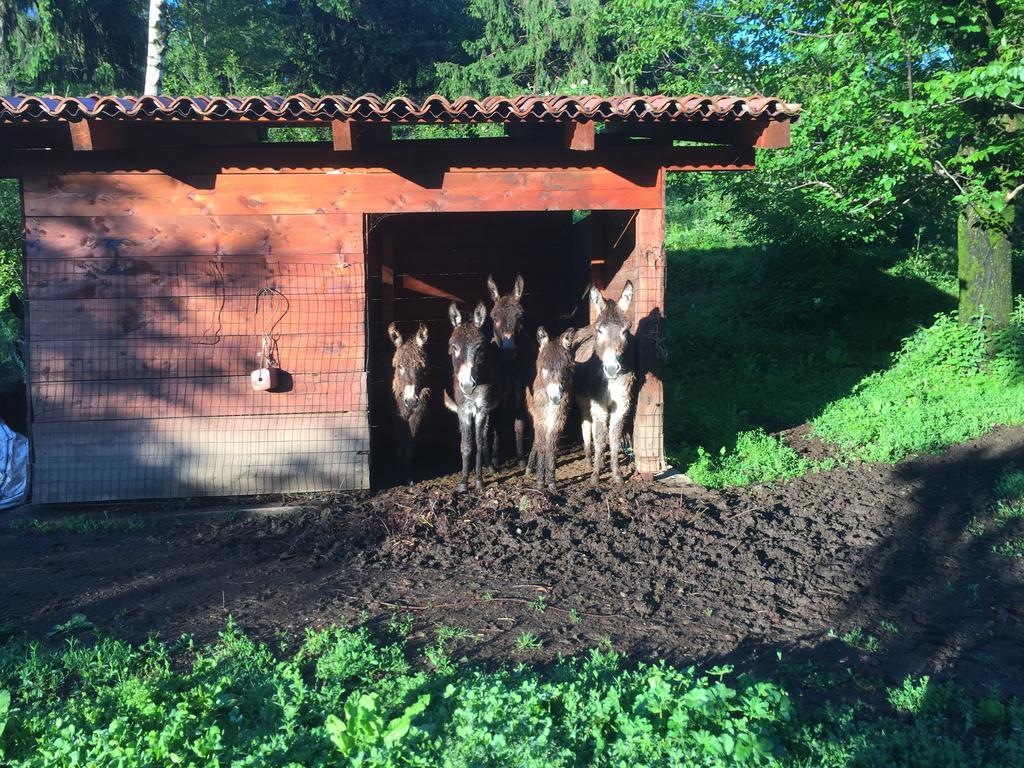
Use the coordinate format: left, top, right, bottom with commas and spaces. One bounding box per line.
25, 257, 370, 502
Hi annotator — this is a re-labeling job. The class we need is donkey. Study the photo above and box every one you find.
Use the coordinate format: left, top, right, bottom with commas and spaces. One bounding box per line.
387, 322, 430, 486
444, 300, 498, 491
486, 274, 533, 468
526, 326, 575, 492
574, 281, 636, 486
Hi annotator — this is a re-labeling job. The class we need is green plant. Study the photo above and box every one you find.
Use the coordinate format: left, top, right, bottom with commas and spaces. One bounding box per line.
1, 621, 1022, 767
993, 537, 1024, 559
994, 469, 1024, 500
324, 691, 430, 764
46, 614, 95, 639
880, 620, 901, 636
513, 632, 543, 651
813, 309, 1024, 463
387, 613, 413, 638
686, 429, 819, 489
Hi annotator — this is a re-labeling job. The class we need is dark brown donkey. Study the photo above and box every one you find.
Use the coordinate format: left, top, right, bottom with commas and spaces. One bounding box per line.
486, 274, 533, 468
574, 281, 636, 486
444, 301, 498, 491
387, 322, 430, 485
526, 326, 575, 492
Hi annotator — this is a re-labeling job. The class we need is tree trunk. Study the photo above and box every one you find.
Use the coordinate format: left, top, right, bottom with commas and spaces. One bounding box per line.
144, 0, 166, 95
958, 202, 1014, 329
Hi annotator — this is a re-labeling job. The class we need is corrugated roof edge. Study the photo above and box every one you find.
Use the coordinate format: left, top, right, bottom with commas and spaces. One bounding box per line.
0, 93, 801, 123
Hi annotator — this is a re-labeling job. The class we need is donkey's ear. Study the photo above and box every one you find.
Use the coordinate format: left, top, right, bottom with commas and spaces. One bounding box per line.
448, 302, 462, 328
617, 281, 634, 312
536, 326, 549, 347
573, 325, 595, 363
560, 328, 575, 350
415, 322, 429, 347
486, 274, 500, 302
472, 300, 487, 328
512, 274, 525, 301
387, 322, 402, 348
589, 284, 606, 313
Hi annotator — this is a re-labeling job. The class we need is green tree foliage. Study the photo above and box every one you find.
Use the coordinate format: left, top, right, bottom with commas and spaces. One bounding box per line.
163, 0, 474, 97
603, 0, 750, 94
0, 0, 147, 93
436, 0, 611, 96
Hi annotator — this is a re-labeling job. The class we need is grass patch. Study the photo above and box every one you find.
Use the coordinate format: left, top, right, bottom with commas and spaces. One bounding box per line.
8, 513, 145, 534
685, 429, 822, 489
812, 309, 1024, 463
0, 621, 1022, 766
662, 197, 958, 484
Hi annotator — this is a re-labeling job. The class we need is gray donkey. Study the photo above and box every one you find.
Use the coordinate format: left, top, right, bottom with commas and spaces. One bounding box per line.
526, 326, 575, 492
444, 301, 498, 491
387, 322, 430, 486
486, 274, 534, 469
574, 281, 636, 486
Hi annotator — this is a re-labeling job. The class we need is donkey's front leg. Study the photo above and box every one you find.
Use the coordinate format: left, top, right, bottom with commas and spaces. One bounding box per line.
590, 404, 608, 486
545, 441, 558, 493
474, 410, 487, 490
577, 397, 593, 465
489, 417, 500, 471
458, 413, 473, 492
525, 445, 537, 478
608, 405, 626, 485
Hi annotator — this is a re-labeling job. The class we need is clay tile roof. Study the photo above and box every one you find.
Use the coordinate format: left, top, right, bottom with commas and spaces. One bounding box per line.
0, 93, 801, 124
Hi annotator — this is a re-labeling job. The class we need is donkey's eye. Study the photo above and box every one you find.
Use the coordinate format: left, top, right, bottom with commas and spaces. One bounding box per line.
398, 365, 405, 372
620, 328, 627, 339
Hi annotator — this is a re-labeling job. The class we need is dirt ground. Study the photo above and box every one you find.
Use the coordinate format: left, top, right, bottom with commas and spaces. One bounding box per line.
3, 427, 1024, 697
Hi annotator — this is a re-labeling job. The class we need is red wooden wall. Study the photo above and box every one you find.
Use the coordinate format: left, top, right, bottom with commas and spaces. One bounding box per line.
22, 177, 369, 502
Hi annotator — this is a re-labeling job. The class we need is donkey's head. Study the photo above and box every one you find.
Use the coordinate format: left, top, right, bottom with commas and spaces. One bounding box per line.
588, 281, 633, 380
388, 322, 429, 409
448, 300, 489, 396
535, 326, 575, 405
486, 274, 525, 361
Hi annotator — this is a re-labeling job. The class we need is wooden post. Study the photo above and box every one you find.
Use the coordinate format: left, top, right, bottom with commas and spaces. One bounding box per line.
564, 121, 595, 151
68, 121, 124, 151
632, 192, 667, 478
332, 121, 392, 151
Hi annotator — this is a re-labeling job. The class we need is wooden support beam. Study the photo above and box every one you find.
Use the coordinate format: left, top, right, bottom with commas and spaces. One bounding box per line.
331, 121, 392, 151
604, 119, 792, 148
0, 140, 757, 175
68, 121, 125, 151
631, 204, 667, 479
563, 121, 595, 151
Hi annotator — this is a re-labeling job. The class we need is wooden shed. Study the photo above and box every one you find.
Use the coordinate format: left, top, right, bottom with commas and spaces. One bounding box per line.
0, 93, 799, 503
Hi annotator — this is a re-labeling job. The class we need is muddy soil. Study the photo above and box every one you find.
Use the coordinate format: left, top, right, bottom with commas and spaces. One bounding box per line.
3, 428, 1024, 696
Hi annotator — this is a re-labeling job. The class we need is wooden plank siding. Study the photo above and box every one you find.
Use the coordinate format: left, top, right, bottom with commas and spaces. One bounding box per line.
23, 175, 370, 502
21, 169, 663, 217
31, 414, 369, 502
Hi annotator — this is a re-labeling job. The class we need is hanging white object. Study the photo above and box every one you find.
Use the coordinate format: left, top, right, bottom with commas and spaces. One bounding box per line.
250, 367, 278, 392
0, 420, 28, 510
